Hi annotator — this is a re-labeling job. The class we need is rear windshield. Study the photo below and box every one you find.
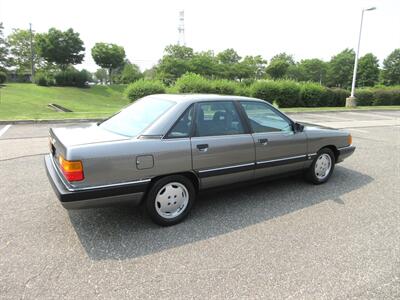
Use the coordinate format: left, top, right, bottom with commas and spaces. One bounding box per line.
99, 97, 175, 137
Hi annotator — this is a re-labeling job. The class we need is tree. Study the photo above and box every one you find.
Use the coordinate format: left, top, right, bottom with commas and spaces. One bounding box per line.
94, 68, 108, 84
356, 53, 380, 87
326, 49, 355, 88
189, 51, 217, 78
120, 61, 142, 83
35, 28, 85, 70
143, 66, 157, 80
286, 64, 304, 81
0, 23, 10, 71
266, 52, 295, 79
216, 48, 241, 80
297, 58, 328, 83
156, 44, 194, 84
270, 53, 295, 65
7, 28, 44, 74
266, 60, 290, 79
381, 49, 400, 86
91, 43, 125, 84
237, 55, 267, 80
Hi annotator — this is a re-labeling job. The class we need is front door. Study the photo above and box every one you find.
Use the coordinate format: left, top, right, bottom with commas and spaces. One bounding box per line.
239, 101, 308, 178
191, 101, 255, 189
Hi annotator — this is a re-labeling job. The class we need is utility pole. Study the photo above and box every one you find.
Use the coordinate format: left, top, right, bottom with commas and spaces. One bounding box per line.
346, 7, 376, 107
29, 23, 35, 82
177, 11, 185, 46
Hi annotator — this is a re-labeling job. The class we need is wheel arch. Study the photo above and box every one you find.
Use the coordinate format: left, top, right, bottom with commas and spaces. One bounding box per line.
319, 145, 339, 162
148, 171, 200, 194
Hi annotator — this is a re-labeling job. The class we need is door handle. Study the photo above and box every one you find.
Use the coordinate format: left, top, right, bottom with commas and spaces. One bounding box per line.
258, 138, 268, 145
197, 144, 209, 152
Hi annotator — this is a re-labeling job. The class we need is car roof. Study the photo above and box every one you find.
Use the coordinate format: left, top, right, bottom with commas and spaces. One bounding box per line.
148, 94, 264, 104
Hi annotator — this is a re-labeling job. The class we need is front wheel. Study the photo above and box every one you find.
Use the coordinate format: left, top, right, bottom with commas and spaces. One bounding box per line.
306, 148, 335, 184
145, 175, 195, 226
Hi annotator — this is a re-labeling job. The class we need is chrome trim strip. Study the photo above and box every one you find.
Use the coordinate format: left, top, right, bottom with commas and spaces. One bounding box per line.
49, 154, 151, 192
68, 179, 152, 192
198, 162, 255, 173
257, 154, 307, 165
308, 153, 317, 156
338, 145, 353, 150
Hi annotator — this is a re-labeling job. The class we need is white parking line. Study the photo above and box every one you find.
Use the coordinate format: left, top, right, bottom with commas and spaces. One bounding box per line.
0, 125, 11, 137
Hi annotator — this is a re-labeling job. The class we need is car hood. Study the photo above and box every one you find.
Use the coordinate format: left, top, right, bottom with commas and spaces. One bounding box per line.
50, 124, 129, 148
299, 122, 336, 131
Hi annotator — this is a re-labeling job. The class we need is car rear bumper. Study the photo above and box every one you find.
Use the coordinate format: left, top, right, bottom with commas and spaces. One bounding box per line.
337, 145, 356, 163
44, 155, 149, 209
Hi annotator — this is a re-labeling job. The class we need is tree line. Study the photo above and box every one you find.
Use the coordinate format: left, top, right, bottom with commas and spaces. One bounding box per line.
0, 23, 399, 87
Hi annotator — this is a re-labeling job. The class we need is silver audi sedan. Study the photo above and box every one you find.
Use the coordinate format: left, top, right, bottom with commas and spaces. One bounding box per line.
45, 94, 355, 225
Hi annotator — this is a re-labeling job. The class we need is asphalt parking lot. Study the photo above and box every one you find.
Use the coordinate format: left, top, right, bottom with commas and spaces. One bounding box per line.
0, 110, 399, 299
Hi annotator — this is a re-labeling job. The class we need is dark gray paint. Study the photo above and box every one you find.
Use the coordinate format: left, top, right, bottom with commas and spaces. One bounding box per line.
47, 94, 355, 207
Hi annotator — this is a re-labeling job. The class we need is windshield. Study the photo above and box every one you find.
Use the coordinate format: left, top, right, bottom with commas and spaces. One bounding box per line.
99, 97, 175, 137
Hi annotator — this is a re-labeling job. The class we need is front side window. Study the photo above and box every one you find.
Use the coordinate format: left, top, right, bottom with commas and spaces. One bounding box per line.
195, 101, 245, 137
240, 101, 292, 133
167, 106, 193, 138
99, 97, 175, 137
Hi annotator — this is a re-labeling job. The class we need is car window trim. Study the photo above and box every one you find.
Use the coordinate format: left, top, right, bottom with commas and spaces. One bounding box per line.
239, 100, 295, 133
193, 100, 249, 138
163, 104, 194, 139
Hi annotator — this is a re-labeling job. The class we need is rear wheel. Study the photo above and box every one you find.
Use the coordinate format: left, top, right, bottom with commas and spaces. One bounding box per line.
306, 148, 335, 184
145, 175, 195, 226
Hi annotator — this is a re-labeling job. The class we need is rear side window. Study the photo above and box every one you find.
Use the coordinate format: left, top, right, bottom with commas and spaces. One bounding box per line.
100, 97, 175, 137
240, 101, 292, 133
166, 106, 193, 138
195, 101, 245, 137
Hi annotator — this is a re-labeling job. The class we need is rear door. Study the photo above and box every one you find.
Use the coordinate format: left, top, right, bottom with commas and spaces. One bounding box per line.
239, 101, 308, 178
191, 101, 255, 189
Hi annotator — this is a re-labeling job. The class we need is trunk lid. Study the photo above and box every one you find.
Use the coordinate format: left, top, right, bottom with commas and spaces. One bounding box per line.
50, 124, 129, 148
49, 124, 129, 162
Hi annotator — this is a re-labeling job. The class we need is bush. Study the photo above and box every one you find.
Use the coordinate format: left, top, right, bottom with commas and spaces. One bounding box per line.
210, 79, 237, 95
372, 90, 394, 106
0, 71, 6, 83
355, 89, 374, 106
235, 84, 251, 97
174, 73, 213, 93
125, 79, 166, 102
54, 69, 89, 87
391, 90, 400, 105
250, 80, 280, 104
300, 82, 326, 107
34, 72, 54, 86
328, 88, 350, 106
251, 80, 301, 107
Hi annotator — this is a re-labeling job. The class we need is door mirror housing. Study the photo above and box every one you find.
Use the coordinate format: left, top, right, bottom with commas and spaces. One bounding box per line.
293, 122, 304, 133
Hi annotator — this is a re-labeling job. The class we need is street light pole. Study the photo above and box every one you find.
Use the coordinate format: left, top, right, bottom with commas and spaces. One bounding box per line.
346, 7, 376, 107
29, 23, 35, 82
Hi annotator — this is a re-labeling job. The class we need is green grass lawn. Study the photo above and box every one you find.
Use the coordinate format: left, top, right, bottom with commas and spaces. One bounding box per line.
0, 83, 399, 121
0, 83, 129, 120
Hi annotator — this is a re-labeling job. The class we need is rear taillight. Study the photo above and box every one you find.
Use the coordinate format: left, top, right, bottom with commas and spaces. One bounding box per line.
58, 156, 84, 182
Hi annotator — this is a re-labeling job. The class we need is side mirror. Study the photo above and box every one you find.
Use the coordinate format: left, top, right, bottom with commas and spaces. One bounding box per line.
293, 122, 304, 133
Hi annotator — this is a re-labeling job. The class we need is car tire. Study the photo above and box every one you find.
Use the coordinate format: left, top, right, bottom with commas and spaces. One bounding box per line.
306, 148, 335, 184
145, 175, 196, 226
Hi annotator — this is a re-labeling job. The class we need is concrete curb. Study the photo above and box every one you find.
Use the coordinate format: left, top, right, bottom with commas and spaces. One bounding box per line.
0, 118, 103, 125
284, 109, 400, 114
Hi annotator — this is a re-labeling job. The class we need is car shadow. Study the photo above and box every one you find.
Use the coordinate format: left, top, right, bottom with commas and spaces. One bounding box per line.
67, 165, 373, 261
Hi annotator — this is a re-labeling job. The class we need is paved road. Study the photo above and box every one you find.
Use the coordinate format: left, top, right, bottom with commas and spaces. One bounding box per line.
0, 110, 399, 299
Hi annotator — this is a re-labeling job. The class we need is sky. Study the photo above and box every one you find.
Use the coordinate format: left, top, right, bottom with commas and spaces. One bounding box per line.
1, 0, 399, 71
